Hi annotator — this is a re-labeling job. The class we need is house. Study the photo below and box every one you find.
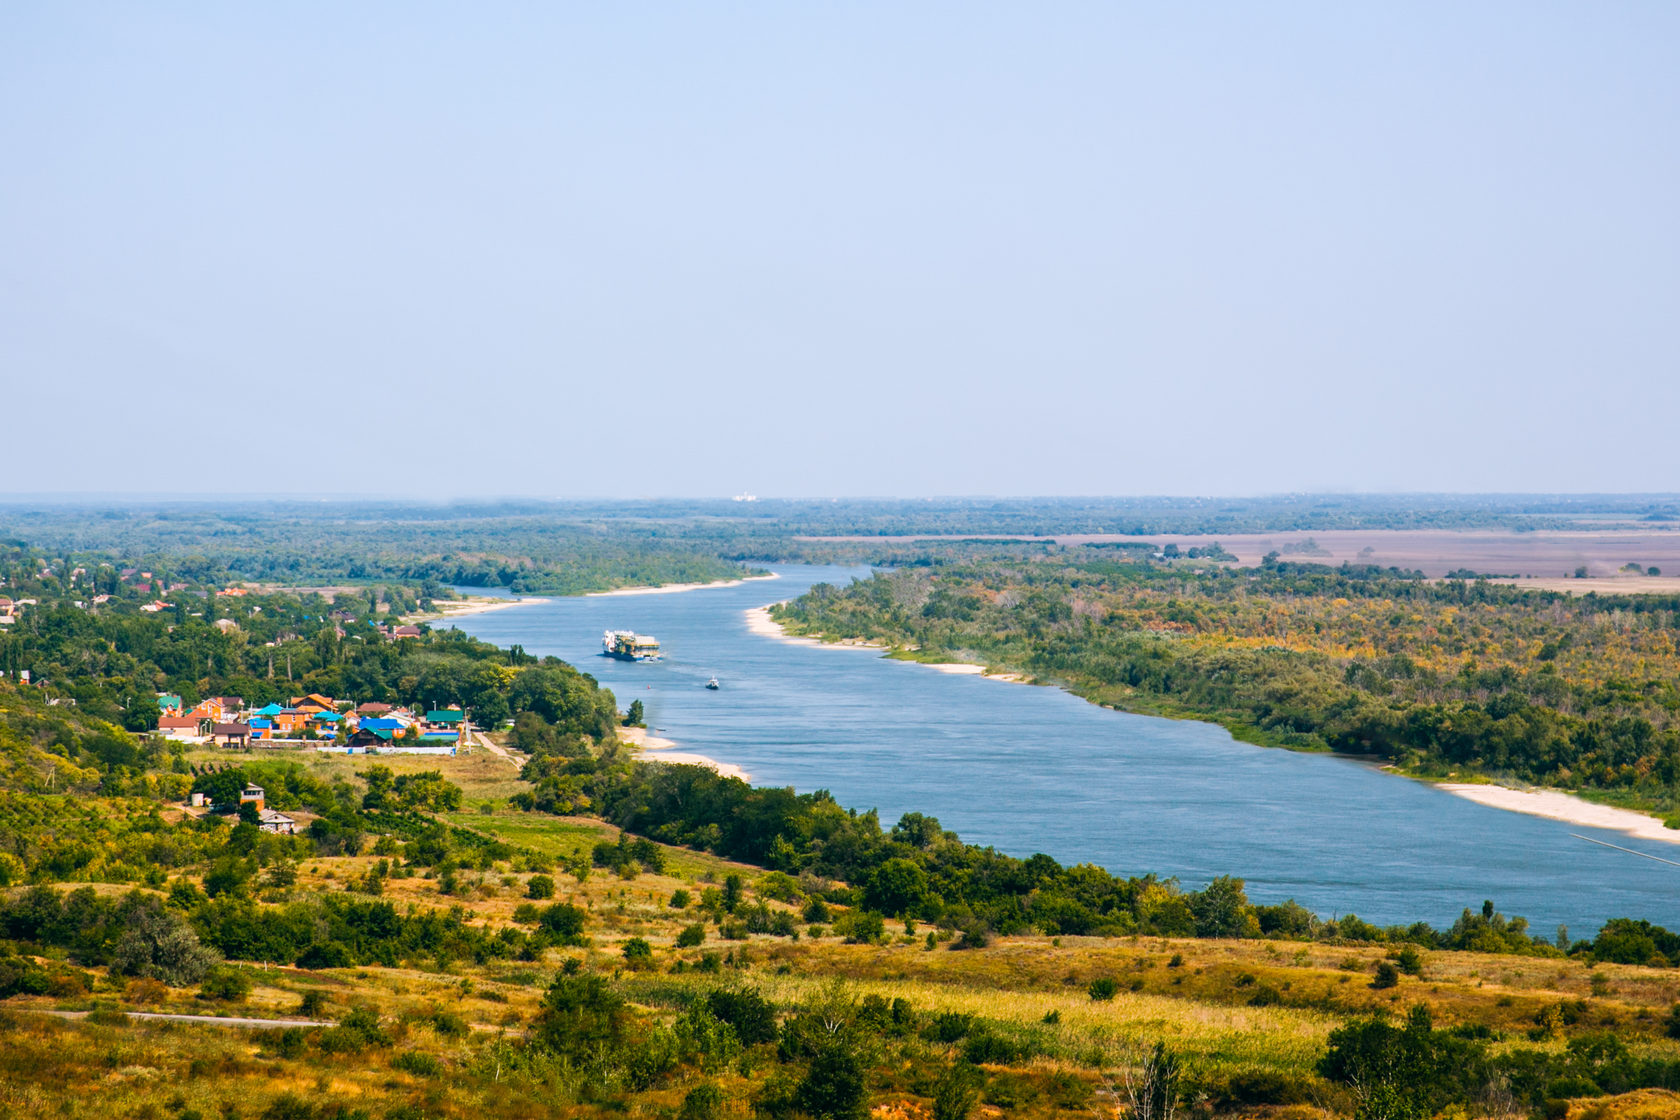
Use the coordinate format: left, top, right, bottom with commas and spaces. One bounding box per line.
252, 703, 284, 719
387, 625, 422, 641
356, 702, 394, 716
425, 709, 466, 729
348, 727, 396, 751
188, 698, 225, 722
257, 809, 297, 835
157, 715, 204, 741
271, 709, 311, 735
247, 718, 274, 741
291, 693, 338, 714
211, 722, 251, 746
211, 696, 246, 713
239, 785, 265, 810
213, 618, 239, 633
157, 694, 183, 715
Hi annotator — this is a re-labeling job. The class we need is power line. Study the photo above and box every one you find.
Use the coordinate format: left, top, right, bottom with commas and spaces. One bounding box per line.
1571, 833, 1680, 868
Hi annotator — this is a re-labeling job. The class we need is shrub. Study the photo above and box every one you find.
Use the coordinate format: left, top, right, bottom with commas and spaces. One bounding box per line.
924, 1012, 975, 1043
704, 987, 779, 1046
962, 1032, 1027, 1065
1088, 977, 1118, 1001
932, 1061, 981, 1120
670, 889, 692, 909
623, 938, 654, 969
393, 1051, 443, 1076
1395, 946, 1423, 975
680, 1082, 726, 1120
198, 966, 251, 1003
539, 903, 588, 942
525, 874, 555, 900
677, 923, 707, 948
1371, 962, 1400, 990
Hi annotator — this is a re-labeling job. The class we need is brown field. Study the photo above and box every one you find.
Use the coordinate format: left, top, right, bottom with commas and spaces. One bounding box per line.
805, 529, 1680, 579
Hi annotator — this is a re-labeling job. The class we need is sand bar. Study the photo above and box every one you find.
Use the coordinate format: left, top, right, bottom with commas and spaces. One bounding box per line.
410, 595, 546, 623
746, 606, 1026, 680
587, 573, 780, 598
1438, 783, 1680, 846
619, 726, 749, 782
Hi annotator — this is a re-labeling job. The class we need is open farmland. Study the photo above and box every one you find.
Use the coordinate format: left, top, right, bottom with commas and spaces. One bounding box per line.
802, 529, 1680, 579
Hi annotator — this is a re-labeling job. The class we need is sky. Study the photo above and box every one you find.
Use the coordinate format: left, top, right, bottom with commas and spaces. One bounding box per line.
3, 3, 1677, 499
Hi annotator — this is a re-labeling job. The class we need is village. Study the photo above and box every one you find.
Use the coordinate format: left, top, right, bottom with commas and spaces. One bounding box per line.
154, 691, 472, 753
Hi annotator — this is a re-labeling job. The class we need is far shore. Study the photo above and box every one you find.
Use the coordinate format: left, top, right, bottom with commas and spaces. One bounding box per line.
748, 602, 1680, 844
1435, 781, 1680, 846
619, 725, 749, 782
586, 572, 780, 598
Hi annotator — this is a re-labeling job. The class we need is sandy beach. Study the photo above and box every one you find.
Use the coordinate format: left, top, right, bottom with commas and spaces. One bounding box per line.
409, 595, 546, 623
619, 725, 749, 782
586, 573, 780, 598
1438, 783, 1680, 846
744, 606, 1028, 681
743, 604, 885, 648
921, 662, 1029, 683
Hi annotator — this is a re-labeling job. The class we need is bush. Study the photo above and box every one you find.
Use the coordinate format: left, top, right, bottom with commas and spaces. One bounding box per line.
704, 986, 779, 1046
680, 1082, 726, 1120
623, 937, 654, 969
198, 966, 252, 1003
1371, 962, 1400, 990
1088, 977, 1118, 1001
670, 889, 692, 909
539, 903, 588, 942
393, 1051, 443, 1076
525, 874, 555, 900
961, 1032, 1027, 1065
1395, 946, 1423, 975
677, 923, 707, 948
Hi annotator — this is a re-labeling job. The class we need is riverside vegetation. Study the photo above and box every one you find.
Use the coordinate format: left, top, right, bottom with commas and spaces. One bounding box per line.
773, 555, 1680, 821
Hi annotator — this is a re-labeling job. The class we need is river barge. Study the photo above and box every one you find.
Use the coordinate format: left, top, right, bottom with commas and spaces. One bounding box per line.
602, 629, 662, 661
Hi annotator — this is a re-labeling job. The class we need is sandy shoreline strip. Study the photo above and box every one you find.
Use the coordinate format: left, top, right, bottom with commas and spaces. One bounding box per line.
618, 726, 749, 782
1438, 783, 1680, 847
744, 605, 1027, 681
586, 573, 780, 598
410, 595, 548, 624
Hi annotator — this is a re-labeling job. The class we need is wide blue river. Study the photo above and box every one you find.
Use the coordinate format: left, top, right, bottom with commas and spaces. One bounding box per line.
447, 565, 1679, 934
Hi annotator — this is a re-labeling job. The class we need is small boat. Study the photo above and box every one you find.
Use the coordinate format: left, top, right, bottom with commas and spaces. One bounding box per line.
705, 678, 720, 690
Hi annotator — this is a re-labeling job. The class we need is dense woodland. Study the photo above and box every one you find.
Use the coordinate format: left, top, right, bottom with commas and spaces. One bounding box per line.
775, 556, 1680, 815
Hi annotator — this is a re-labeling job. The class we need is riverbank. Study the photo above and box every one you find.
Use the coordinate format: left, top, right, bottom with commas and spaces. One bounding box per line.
408, 595, 546, 624
586, 573, 780, 598
619, 725, 750, 782
747, 605, 1032, 681
1436, 781, 1680, 846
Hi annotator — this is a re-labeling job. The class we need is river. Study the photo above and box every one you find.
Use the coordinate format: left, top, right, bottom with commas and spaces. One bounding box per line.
445, 565, 1679, 934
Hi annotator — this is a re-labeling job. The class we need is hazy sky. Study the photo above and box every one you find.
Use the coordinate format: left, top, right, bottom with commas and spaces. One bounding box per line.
4, 3, 1677, 498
